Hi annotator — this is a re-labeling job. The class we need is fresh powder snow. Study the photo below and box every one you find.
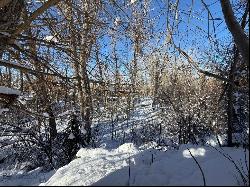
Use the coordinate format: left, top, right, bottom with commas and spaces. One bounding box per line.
40, 143, 248, 186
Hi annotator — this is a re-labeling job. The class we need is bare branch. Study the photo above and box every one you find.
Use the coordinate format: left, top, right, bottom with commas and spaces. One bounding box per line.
167, 28, 234, 85
187, 148, 206, 186
14, 0, 61, 36
0, 0, 11, 8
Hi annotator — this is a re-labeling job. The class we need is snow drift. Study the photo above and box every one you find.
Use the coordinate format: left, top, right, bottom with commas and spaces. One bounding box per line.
42, 143, 249, 186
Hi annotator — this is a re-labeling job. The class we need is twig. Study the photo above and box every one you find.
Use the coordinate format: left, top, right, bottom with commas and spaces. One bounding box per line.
187, 148, 206, 186
210, 145, 248, 185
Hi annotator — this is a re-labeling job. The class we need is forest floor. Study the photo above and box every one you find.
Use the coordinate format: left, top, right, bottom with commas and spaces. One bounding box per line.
42, 143, 248, 186
0, 98, 249, 186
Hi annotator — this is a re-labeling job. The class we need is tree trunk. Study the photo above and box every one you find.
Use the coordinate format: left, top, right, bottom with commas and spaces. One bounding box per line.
153, 59, 160, 107
0, 0, 24, 52
227, 47, 238, 147
68, 0, 85, 119
220, 0, 249, 68
47, 106, 57, 140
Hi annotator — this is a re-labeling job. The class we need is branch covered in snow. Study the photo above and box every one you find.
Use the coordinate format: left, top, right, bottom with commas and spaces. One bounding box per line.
0, 86, 21, 96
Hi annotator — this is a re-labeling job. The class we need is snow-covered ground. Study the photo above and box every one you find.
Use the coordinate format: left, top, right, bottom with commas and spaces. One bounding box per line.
92, 97, 162, 149
0, 167, 55, 186
0, 97, 249, 186
1, 142, 247, 186
42, 143, 248, 186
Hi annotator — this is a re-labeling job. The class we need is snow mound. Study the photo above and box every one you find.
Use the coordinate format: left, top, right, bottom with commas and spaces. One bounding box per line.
42, 144, 249, 186
115, 143, 137, 154
42, 144, 139, 186
76, 147, 111, 158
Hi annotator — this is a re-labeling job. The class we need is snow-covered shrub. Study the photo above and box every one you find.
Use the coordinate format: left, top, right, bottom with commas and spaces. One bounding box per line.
157, 64, 227, 145
0, 98, 90, 171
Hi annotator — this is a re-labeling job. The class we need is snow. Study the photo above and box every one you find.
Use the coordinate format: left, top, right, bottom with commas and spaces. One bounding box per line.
0, 59, 32, 70
42, 144, 249, 186
44, 36, 58, 43
116, 143, 137, 154
80, 126, 87, 135
232, 133, 248, 144
0, 108, 9, 115
68, 133, 75, 140
1, 97, 249, 186
114, 17, 121, 26
0, 32, 11, 37
130, 0, 137, 5
42, 113, 50, 117
182, 147, 206, 158
204, 135, 226, 147
0, 167, 55, 186
0, 86, 21, 96
41, 143, 139, 186
93, 97, 160, 149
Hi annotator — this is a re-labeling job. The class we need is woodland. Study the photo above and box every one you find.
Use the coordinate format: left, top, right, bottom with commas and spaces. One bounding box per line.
0, 0, 249, 186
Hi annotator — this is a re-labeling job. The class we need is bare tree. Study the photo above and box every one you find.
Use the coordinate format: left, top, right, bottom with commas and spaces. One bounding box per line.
220, 0, 249, 68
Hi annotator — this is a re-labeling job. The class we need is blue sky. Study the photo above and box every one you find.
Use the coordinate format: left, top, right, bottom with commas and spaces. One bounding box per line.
93, 0, 234, 79
20, 0, 243, 80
